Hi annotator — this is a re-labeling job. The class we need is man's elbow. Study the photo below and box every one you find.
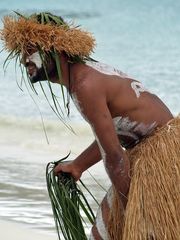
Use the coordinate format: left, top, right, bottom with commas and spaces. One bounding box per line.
104, 150, 127, 170
104, 152, 130, 191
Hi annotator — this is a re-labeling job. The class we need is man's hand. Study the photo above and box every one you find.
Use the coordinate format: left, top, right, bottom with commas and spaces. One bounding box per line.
54, 161, 82, 181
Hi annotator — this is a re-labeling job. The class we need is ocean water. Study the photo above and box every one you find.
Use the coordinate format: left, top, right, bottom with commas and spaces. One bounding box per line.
0, 0, 180, 236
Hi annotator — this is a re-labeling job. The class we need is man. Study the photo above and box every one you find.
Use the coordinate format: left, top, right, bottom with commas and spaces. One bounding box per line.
1, 12, 179, 239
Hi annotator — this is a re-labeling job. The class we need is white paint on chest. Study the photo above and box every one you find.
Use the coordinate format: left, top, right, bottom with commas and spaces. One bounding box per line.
26, 51, 43, 69
94, 117, 157, 159
113, 116, 157, 146
72, 93, 156, 151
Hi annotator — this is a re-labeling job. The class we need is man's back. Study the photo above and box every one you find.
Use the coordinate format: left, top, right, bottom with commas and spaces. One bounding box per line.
71, 61, 173, 148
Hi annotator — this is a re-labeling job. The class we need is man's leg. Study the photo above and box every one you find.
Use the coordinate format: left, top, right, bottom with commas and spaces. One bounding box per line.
89, 187, 114, 240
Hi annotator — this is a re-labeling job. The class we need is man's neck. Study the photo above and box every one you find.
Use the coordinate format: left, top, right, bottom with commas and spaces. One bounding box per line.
52, 53, 70, 87
55, 54, 89, 91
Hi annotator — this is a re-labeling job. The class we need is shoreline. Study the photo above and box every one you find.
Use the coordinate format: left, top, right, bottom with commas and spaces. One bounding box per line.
0, 220, 55, 240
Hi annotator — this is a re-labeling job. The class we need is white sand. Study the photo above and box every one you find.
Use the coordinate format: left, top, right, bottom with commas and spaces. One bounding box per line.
0, 220, 55, 240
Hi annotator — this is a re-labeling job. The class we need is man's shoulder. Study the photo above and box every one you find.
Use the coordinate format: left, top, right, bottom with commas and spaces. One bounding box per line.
73, 77, 101, 100
74, 67, 103, 95
85, 60, 130, 78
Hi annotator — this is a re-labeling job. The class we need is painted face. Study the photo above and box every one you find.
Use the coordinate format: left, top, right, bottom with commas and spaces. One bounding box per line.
22, 51, 57, 83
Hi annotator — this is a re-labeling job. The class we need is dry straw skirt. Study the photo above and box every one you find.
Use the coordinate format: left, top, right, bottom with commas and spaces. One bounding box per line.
108, 116, 180, 240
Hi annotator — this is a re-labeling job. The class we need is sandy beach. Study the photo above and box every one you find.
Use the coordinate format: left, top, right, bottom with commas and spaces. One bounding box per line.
0, 1, 179, 239
0, 220, 55, 240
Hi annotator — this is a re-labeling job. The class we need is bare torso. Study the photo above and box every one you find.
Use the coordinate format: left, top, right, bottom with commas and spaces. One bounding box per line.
71, 61, 174, 240
71, 60, 173, 149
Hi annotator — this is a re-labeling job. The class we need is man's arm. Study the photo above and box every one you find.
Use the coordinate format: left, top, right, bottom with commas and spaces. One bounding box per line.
54, 140, 102, 180
76, 84, 130, 203
73, 140, 102, 172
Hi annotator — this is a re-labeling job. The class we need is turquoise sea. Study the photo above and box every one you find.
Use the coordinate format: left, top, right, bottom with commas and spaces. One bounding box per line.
0, 0, 179, 236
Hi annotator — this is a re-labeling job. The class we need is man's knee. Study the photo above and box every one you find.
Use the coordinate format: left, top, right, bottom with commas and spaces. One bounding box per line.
89, 187, 114, 240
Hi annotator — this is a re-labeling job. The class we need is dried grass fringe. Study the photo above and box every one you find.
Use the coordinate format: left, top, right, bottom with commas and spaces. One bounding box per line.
108, 116, 180, 240
0, 16, 95, 57
108, 186, 125, 240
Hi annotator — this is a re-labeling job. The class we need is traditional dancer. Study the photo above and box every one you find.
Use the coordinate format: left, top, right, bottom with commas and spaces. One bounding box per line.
1, 12, 179, 239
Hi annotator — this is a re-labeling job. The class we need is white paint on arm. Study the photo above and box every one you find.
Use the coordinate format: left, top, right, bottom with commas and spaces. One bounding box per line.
71, 93, 88, 119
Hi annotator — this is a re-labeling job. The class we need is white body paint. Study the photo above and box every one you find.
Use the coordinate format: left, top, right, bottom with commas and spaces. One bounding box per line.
89, 232, 95, 240
86, 61, 130, 78
113, 116, 157, 147
95, 206, 109, 240
131, 81, 148, 98
72, 94, 89, 122
89, 187, 114, 240
106, 186, 113, 209
93, 133, 107, 162
86, 61, 150, 98
72, 91, 157, 154
26, 51, 43, 69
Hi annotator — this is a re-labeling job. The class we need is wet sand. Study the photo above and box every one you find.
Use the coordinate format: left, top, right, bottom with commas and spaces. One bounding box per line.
0, 220, 55, 240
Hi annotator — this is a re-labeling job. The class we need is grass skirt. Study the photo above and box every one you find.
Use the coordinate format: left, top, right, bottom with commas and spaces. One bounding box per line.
108, 116, 180, 239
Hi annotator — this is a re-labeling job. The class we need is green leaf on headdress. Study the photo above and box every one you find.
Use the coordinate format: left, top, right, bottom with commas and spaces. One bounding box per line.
13, 11, 28, 19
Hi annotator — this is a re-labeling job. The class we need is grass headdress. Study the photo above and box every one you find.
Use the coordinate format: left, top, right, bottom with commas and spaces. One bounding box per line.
1, 12, 95, 61
0, 12, 96, 119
